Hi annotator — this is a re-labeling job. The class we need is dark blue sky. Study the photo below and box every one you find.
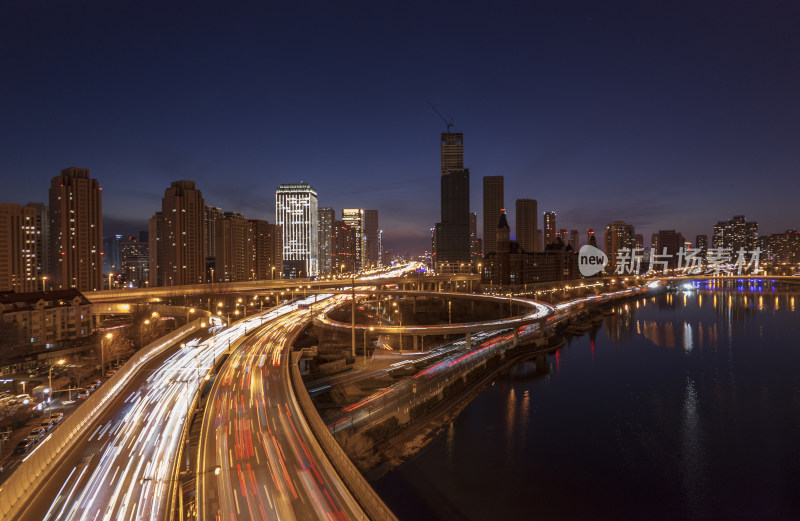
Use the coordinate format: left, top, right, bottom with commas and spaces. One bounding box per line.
2, 1, 798, 255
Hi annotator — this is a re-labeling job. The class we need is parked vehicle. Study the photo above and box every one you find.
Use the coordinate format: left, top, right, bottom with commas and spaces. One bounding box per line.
13, 439, 35, 455
26, 427, 46, 442
76, 388, 90, 399
49, 412, 64, 424
40, 419, 55, 431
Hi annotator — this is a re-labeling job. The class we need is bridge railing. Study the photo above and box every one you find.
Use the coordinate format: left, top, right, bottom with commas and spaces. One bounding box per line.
289, 350, 399, 521
0, 318, 206, 519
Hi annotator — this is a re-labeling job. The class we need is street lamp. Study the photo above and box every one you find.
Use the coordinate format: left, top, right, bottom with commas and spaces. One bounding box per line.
102, 333, 113, 376
271, 266, 276, 280
108, 273, 114, 290
48, 359, 65, 413
41, 275, 47, 292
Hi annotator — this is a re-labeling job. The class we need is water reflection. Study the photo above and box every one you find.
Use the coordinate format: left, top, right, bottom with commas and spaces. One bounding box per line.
374, 285, 800, 521
681, 376, 706, 519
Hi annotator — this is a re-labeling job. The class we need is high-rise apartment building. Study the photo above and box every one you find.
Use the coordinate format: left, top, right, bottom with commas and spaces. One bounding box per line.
215, 212, 250, 282
0, 203, 40, 292
276, 183, 318, 278
437, 133, 471, 273
120, 236, 149, 288
516, 199, 537, 253
333, 220, 357, 274
543, 211, 557, 248
695, 234, 708, 252
713, 215, 758, 252
654, 230, 685, 268
49, 167, 103, 291
249, 219, 283, 280
605, 221, 636, 272
26, 202, 50, 282
151, 180, 206, 286
148, 212, 161, 287
318, 207, 335, 275
483, 176, 504, 254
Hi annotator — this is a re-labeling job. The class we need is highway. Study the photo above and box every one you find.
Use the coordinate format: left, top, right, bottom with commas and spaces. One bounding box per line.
11, 308, 292, 521
197, 294, 368, 520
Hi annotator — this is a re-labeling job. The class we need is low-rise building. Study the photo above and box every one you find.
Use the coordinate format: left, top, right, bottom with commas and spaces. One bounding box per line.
0, 289, 93, 349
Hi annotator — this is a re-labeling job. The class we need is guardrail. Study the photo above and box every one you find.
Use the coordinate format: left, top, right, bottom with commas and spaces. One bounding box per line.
0, 318, 206, 519
289, 350, 399, 521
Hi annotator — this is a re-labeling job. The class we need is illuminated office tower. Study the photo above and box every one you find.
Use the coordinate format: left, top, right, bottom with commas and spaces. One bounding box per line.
318, 207, 335, 275
49, 167, 103, 291
437, 132, 471, 273
276, 183, 318, 278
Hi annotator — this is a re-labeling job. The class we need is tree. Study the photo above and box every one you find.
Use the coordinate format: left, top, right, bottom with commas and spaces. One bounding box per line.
99, 332, 135, 374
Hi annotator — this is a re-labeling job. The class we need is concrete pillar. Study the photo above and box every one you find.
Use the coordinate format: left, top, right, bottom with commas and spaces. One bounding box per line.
413, 336, 418, 350
513, 327, 519, 346
466, 332, 471, 350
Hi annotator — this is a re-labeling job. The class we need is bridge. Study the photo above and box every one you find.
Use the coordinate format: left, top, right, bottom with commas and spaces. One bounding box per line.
8, 271, 780, 519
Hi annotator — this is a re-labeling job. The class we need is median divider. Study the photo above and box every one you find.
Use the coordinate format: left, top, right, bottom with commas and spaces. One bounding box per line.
289, 348, 399, 521
0, 318, 206, 519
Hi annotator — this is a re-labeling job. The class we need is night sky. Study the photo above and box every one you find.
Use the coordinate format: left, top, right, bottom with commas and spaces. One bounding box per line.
2, 1, 798, 255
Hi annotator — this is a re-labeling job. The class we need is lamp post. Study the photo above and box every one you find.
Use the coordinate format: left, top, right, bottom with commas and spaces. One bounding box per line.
41, 275, 47, 292
102, 333, 113, 376
48, 359, 65, 413
271, 266, 276, 280
140, 318, 150, 346
108, 273, 114, 290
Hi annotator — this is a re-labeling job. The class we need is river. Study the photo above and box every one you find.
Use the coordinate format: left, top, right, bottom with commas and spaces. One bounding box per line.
373, 286, 800, 520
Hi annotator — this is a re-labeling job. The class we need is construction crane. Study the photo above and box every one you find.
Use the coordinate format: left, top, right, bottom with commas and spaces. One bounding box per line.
426, 100, 455, 133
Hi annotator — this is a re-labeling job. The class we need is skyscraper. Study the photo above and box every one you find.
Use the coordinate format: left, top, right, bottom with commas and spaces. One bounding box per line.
26, 202, 50, 283
604, 221, 636, 273
318, 207, 335, 275
570, 230, 579, 250
120, 236, 149, 288
713, 215, 758, 252
342, 209, 365, 272
49, 167, 103, 291
364, 209, 380, 269
654, 230, 685, 268
483, 176, 504, 254
152, 180, 206, 286
437, 133, 471, 273
276, 183, 318, 278
205, 206, 224, 278
543, 211, 557, 248
249, 219, 282, 280
0, 203, 40, 292
333, 220, 357, 274
215, 212, 251, 282
516, 199, 537, 253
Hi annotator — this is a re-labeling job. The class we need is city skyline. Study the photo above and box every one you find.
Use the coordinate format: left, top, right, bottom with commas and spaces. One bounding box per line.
2, 2, 799, 254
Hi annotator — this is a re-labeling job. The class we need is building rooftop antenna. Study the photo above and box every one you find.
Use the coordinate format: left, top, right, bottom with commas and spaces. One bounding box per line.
426, 100, 455, 133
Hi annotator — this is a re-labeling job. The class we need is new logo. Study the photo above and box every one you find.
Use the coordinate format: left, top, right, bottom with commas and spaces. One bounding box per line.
578, 245, 608, 277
